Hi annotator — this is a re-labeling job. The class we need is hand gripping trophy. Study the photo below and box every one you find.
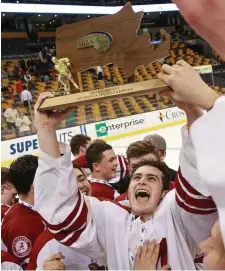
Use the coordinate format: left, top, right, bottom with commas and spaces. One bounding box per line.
52, 56, 79, 95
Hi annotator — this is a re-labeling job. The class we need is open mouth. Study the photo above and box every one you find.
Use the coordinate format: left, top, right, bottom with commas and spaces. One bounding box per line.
135, 189, 150, 203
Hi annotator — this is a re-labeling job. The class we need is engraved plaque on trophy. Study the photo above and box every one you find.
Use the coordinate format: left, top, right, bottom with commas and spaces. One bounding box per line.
39, 2, 171, 111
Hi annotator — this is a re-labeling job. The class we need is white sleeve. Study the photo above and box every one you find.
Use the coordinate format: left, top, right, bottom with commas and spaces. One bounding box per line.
190, 96, 225, 244
174, 125, 217, 245
29, 92, 32, 101
3, 109, 9, 119
34, 142, 105, 258
25, 117, 31, 126
1, 262, 23, 271
15, 118, 21, 128
21, 93, 24, 102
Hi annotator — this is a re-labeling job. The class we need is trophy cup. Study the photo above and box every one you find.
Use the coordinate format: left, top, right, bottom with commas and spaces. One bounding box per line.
39, 2, 171, 111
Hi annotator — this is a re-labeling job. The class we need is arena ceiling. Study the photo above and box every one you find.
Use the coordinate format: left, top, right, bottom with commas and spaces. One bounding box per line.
2, 0, 172, 5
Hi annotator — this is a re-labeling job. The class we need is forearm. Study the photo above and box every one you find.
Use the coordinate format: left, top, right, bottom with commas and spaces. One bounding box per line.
185, 106, 203, 127
197, 86, 219, 111
37, 126, 60, 159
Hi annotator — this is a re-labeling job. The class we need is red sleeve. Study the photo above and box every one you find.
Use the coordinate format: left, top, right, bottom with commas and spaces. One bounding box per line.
1, 214, 45, 266
90, 183, 115, 200
175, 168, 217, 215
27, 230, 53, 270
117, 155, 129, 180
114, 191, 128, 202
73, 154, 88, 168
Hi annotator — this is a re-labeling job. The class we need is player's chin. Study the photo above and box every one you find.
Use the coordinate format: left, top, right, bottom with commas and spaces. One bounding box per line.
111, 171, 117, 178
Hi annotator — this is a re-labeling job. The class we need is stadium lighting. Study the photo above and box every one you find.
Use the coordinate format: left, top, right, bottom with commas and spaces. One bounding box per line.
1, 3, 179, 15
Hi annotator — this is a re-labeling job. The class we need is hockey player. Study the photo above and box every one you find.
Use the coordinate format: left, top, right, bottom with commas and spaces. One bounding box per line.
33, 91, 217, 270
1, 155, 45, 268
1, 167, 17, 221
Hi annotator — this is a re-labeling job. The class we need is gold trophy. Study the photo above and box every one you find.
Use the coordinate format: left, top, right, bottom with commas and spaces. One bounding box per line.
39, 2, 171, 111
52, 57, 79, 95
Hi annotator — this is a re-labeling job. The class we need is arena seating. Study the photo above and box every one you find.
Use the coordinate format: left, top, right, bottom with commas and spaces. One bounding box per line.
1, 40, 225, 140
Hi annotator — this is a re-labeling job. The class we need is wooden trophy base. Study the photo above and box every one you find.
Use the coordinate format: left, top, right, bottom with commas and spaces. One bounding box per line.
39, 79, 171, 111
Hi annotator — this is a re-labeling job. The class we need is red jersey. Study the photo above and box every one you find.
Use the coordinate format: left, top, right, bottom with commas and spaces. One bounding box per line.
1, 202, 45, 267
1, 250, 22, 270
1, 204, 10, 222
16, 80, 23, 94
90, 180, 119, 200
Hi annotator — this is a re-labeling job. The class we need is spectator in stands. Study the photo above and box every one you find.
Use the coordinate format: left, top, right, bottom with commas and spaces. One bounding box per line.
41, 59, 50, 83
3, 104, 18, 130
21, 85, 32, 110
7, 85, 14, 99
144, 134, 177, 183
18, 57, 26, 71
41, 46, 50, 60
17, 67, 25, 80
70, 134, 91, 159
16, 112, 31, 137
16, 79, 23, 97
27, 58, 34, 71
24, 70, 35, 91
1, 68, 8, 79
7, 67, 14, 78
96, 66, 104, 80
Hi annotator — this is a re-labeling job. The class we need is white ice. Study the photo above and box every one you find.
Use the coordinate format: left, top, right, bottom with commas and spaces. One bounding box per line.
109, 124, 184, 170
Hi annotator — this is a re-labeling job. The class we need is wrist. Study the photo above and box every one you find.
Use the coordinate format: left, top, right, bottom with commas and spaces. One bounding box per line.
36, 124, 57, 131
200, 87, 219, 111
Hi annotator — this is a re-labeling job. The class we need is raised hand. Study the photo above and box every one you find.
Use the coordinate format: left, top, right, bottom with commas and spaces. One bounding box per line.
134, 239, 170, 270
34, 92, 75, 130
158, 60, 219, 110
43, 252, 66, 270
173, 0, 225, 58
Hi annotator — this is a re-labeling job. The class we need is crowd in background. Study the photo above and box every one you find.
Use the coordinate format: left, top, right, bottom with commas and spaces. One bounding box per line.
1, 46, 56, 138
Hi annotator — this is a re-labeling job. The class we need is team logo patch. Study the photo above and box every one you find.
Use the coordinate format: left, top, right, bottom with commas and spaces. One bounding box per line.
12, 236, 31, 258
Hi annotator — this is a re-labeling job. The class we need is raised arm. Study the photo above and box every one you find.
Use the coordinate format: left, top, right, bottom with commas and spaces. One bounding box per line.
33, 93, 105, 258
190, 96, 225, 244
158, 61, 219, 245
174, 105, 217, 245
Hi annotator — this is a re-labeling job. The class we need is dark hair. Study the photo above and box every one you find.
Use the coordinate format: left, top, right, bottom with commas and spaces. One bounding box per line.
9, 155, 38, 195
131, 159, 169, 190
86, 142, 112, 171
1, 167, 12, 185
73, 162, 85, 174
70, 134, 91, 156
126, 140, 159, 161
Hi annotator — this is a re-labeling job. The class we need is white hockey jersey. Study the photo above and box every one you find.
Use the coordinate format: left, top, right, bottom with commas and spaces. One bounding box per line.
27, 229, 105, 270
34, 126, 217, 270
190, 96, 225, 245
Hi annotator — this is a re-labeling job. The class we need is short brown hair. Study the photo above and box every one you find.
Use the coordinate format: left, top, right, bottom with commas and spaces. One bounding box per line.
131, 159, 169, 190
86, 142, 112, 171
126, 140, 159, 161
70, 134, 91, 156
1, 167, 12, 185
91, 139, 106, 144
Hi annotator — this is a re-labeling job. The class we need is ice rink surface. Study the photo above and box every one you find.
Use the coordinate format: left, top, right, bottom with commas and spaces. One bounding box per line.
109, 124, 184, 170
